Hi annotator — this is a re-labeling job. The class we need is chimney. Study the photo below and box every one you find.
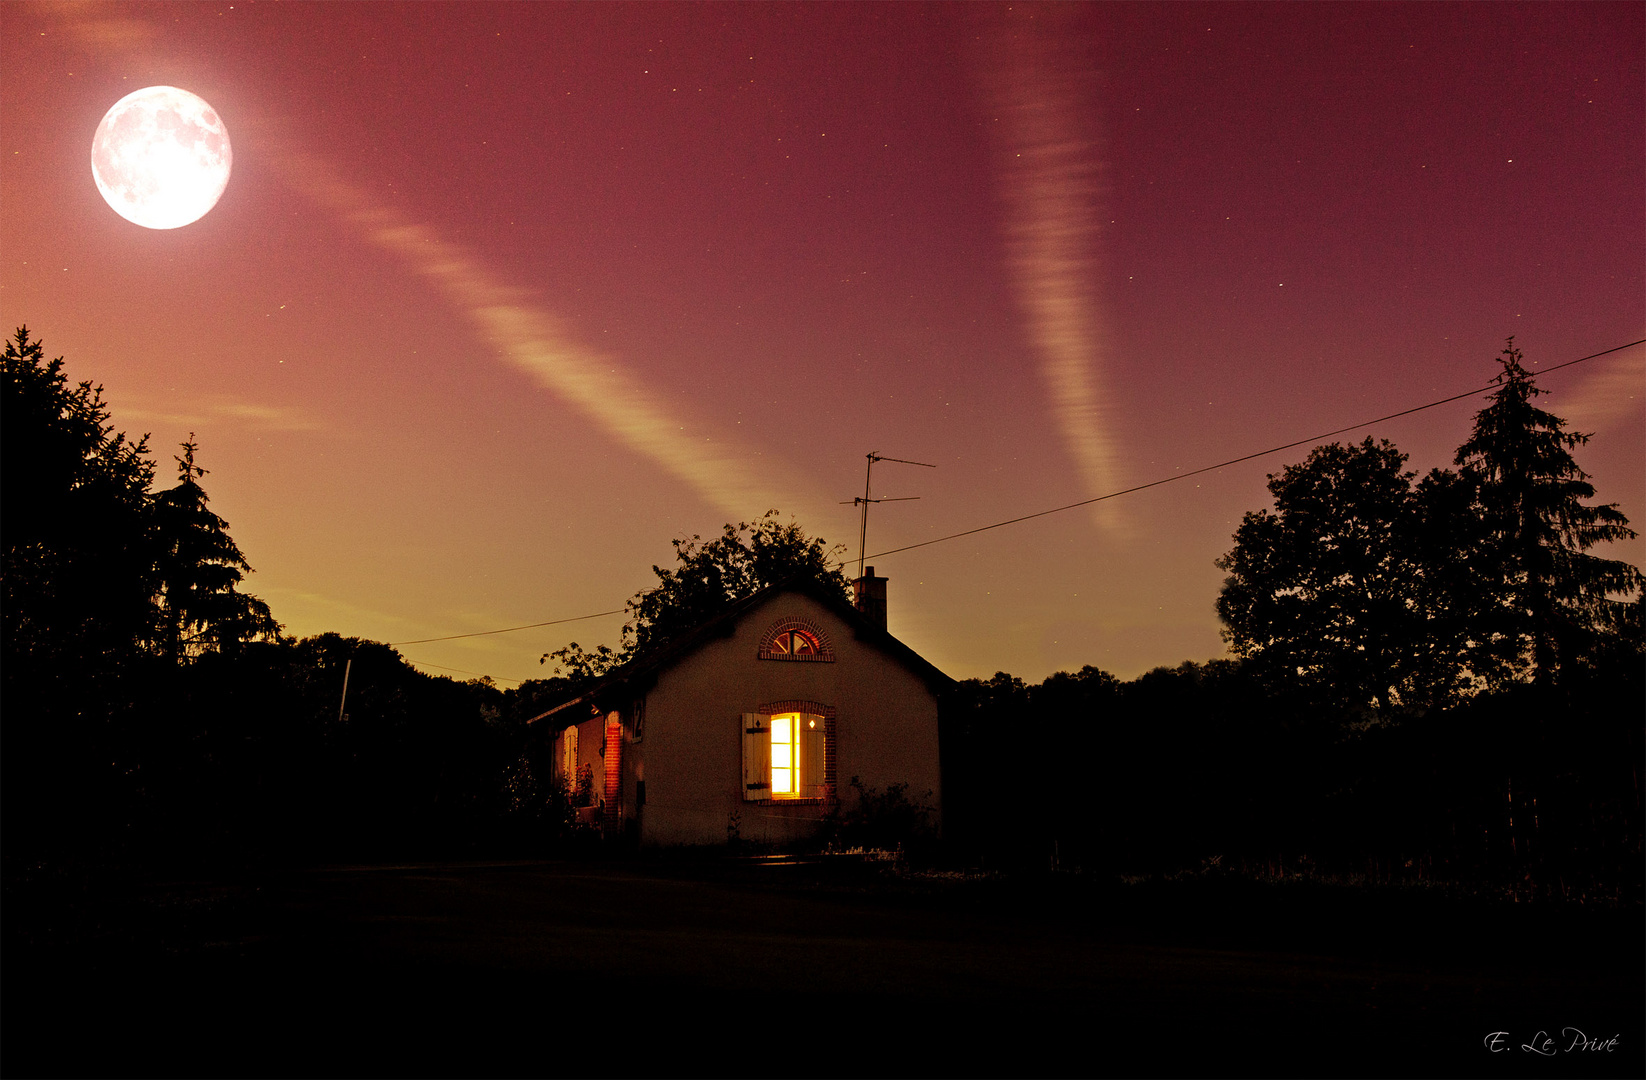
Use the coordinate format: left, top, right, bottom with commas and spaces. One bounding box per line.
852, 567, 887, 632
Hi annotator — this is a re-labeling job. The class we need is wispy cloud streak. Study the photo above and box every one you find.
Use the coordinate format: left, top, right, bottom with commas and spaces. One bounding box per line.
1548, 349, 1645, 439
976, 9, 1124, 531
38, 1, 799, 523
269, 147, 795, 522
119, 394, 322, 433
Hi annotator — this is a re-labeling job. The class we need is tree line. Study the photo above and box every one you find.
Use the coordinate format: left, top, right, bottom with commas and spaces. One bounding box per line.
942, 342, 1642, 895
1217, 341, 1639, 713
1, 329, 564, 870
5, 328, 1640, 896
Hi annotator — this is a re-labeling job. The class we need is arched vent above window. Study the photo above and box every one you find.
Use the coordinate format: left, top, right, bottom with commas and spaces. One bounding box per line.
758, 618, 835, 662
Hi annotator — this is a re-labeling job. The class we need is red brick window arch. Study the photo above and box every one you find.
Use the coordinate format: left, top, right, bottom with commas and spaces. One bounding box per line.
758, 617, 835, 662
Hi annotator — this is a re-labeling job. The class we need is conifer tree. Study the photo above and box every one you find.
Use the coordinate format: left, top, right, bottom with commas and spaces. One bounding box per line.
151, 435, 279, 661
3, 328, 163, 857
1454, 339, 1643, 685
1, 326, 158, 671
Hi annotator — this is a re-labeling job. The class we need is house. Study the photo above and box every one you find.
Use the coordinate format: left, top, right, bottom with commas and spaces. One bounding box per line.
531, 569, 950, 847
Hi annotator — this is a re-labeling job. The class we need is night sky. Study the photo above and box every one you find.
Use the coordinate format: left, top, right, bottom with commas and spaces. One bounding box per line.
4, 2, 1642, 687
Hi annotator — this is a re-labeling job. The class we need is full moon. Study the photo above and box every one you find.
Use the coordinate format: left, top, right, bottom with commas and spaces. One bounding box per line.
91, 86, 232, 230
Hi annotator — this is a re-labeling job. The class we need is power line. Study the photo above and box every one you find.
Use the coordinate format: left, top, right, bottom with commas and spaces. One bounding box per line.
402, 658, 523, 685
855, 338, 1645, 565
388, 608, 624, 646
380, 337, 1644, 647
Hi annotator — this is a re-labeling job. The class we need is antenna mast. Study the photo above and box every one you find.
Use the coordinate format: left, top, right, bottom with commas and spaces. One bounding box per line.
845, 452, 935, 579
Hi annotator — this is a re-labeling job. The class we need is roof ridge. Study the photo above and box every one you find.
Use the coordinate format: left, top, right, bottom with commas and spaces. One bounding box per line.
528, 578, 950, 724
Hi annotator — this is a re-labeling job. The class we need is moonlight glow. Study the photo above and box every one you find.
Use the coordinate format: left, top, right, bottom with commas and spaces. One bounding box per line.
91, 86, 231, 230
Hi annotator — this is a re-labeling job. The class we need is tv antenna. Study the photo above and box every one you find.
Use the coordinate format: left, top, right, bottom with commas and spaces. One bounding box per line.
841, 451, 935, 580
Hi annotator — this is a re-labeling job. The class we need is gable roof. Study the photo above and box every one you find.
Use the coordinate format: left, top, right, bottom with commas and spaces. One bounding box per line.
529, 577, 953, 724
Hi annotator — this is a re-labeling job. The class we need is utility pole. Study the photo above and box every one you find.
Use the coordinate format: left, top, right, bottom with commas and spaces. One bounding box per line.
337, 657, 352, 724
844, 452, 935, 580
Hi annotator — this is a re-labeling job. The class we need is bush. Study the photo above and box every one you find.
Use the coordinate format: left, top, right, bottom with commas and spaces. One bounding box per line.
830, 778, 936, 858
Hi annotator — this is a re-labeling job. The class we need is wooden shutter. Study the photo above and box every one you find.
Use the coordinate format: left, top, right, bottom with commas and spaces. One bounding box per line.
741, 713, 770, 801
800, 715, 827, 799
561, 724, 578, 786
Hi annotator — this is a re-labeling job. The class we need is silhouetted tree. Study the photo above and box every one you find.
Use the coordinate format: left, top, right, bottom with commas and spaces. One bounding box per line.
2, 327, 159, 673
3, 328, 539, 867
151, 435, 279, 661
1206, 341, 1642, 890
2, 328, 163, 861
544, 511, 850, 681
1214, 438, 1462, 715
1453, 339, 1643, 686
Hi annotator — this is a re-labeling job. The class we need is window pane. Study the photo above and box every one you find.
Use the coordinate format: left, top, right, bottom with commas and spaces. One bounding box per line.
771, 714, 799, 794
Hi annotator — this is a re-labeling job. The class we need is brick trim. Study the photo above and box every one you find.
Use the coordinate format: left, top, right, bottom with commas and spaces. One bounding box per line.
755, 700, 836, 718
602, 713, 622, 837
757, 617, 836, 662
824, 716, 837, 803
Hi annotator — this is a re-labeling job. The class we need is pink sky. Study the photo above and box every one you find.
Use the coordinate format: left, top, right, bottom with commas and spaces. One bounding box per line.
4, 2, 1641, 686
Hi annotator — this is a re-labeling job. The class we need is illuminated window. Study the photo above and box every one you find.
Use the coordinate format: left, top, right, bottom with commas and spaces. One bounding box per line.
758, 619, 835, 662
770, 715, 796, 794
768, 629, 820, 656
742, 711, 828, 800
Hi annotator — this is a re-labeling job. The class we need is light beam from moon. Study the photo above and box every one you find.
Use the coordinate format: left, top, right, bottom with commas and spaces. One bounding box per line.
92, 85, 231, 229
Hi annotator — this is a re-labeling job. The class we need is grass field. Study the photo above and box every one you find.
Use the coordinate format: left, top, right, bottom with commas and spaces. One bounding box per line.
6, 858, 1641, 1077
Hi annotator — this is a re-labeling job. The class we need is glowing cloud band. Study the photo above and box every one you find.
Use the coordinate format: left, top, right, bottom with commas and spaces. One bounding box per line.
45, 0, 809, 530
978, 10, 1124, 532
275, 149, 798, 522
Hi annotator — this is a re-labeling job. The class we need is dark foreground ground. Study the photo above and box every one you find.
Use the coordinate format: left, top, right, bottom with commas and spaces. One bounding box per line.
6, 858, 1641, 1078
